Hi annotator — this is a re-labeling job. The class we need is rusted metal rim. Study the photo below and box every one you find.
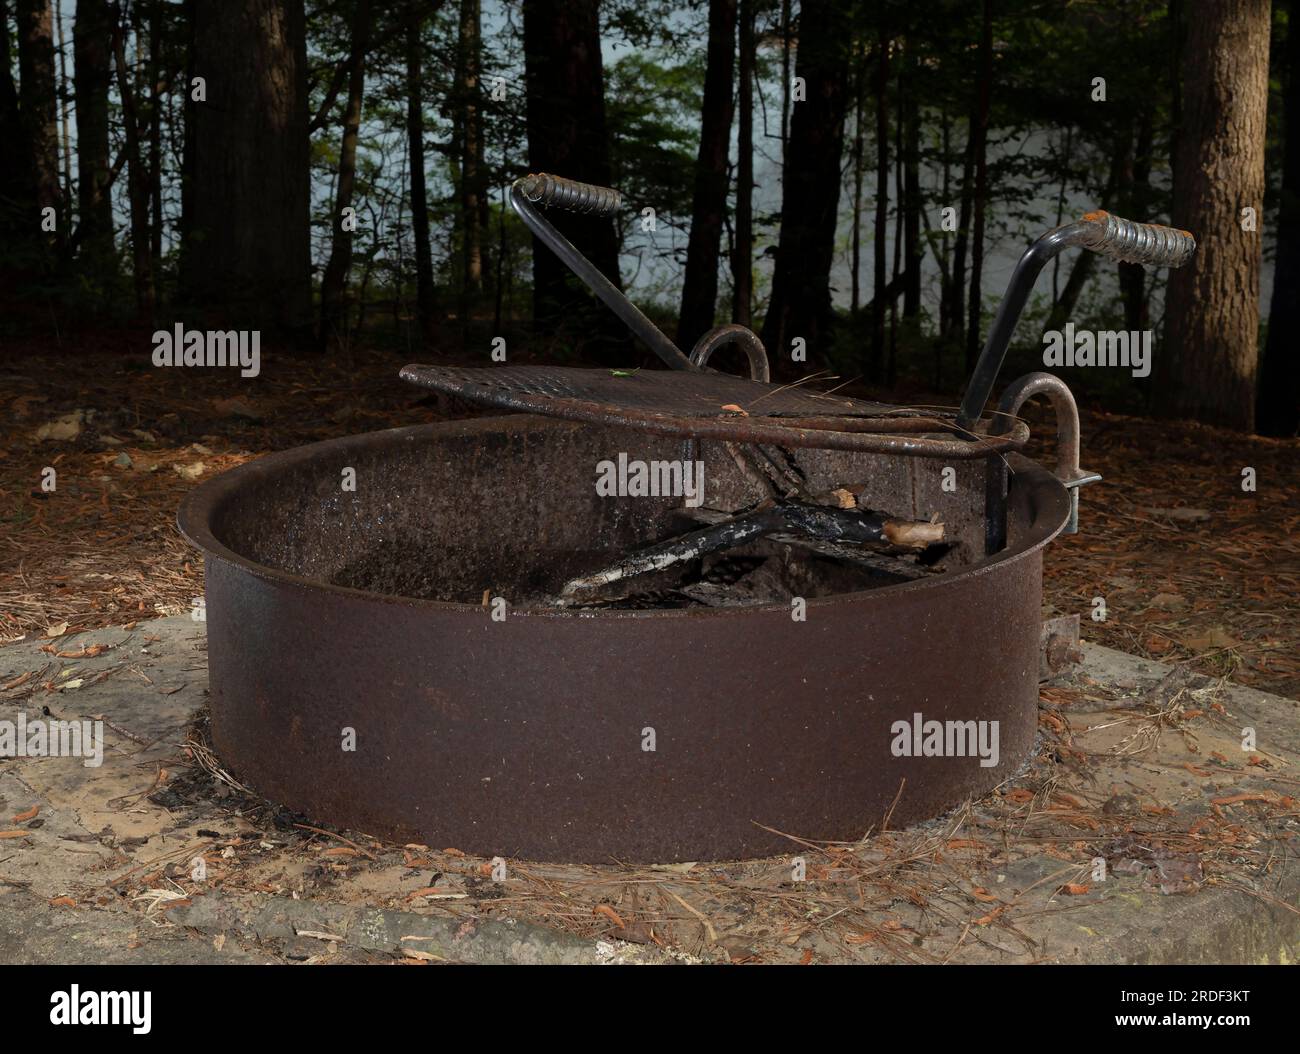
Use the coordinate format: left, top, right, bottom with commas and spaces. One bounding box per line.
177, 416, 1066, 619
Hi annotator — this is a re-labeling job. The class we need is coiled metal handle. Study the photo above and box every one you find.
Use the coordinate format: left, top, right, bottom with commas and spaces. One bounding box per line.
1076, 210, 1196, 268
517, 173, 621, 219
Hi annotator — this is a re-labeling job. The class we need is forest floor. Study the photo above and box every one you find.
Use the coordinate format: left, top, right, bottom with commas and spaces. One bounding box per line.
4, 331, 1298, 697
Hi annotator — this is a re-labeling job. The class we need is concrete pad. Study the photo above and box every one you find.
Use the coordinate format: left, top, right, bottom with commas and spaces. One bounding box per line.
1, 617, 1296, 964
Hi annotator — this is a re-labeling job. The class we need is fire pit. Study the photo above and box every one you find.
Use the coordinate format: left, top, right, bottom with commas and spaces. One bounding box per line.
179, 175, 1194, 862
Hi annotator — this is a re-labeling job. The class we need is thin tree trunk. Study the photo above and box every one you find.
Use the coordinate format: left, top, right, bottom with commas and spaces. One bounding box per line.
732, 0, 754, 327
780, 0, 791, 167
319, 0, 373, 349
54, 0, 71, 227
457, 0, 483, 335
1156, 0, 1270, 430
73, 0, 114, 272
871, 27, 889, 380
964, 0, 992, 370
946, 117, 975, 350
148, 0, 163, 279
849, 39, 865, 318
1118, 112, 1153, 334
1257, 0, 1300, 436
407, 3, 435, 343
1051, 126, 1072, 304
111, 9, 154, 313
889, 47, 904, 386
902, 40, 921, 319
677, 0, 736, 351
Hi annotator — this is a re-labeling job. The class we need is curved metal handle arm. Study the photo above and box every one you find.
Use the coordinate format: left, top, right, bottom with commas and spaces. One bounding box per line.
509, 176, 695, 372
956, 212, 1197, 431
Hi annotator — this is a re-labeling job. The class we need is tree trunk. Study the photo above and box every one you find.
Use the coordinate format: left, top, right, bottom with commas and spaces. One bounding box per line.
731, 0, 754, 327
1116, 113, 1154, 334
407, 4, 436, 343
54, 0, 71, 227
759, 0, 851, 367
779, 0, 791, 166
902, 41, 921, 319
111, 9, 154, 314
0, 0, 34, 258
319, 0, 373, 349
522, 0, 622, 360
1257, 0, 1299, 436
945, 116, 975, 350
148, 0, 164, 279
15, 0, 61, 247
964, 0, 992, 370
1156, 0, 1270, 430
182, 0, 312, 336
677, 0, 736, 351
849, 39, 865, 318
457, 0, 483, 334
73, 0, 115, 272
871, 30, 888, 380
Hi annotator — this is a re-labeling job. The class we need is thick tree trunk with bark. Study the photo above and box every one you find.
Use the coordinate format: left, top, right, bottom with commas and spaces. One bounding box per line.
407, 4, 436, 343
677, 0, 736, 351
1257, 1, 1300, 436
732, 0, 754, 327
522, 0, 622, 359
759, 0, 850, 367
0, 0, 38, 269
73, 0, 115, 271
15, 0, 61, 246
1156, 0, 1270, 430
182, 0, 312, 336
320, 0, 373, 349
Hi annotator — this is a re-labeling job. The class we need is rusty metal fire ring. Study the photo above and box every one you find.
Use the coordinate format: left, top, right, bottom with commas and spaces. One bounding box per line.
178, 414, 1070, 863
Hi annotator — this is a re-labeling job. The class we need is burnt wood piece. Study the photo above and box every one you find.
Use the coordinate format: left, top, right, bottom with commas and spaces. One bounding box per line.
560, 501, 942, 599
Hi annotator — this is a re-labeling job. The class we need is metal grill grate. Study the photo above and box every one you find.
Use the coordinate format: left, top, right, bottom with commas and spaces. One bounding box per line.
399, 364, 1029, 458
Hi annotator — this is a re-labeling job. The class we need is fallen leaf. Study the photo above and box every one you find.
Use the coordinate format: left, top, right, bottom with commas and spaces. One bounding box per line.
1059, 882, 1090, 895
41, 621, 69, 639
0, 831, 31, 839
719, 403, 749, 416
173, 461, 206, 481
48, 896, 77, 908
593, 904, 626, 928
